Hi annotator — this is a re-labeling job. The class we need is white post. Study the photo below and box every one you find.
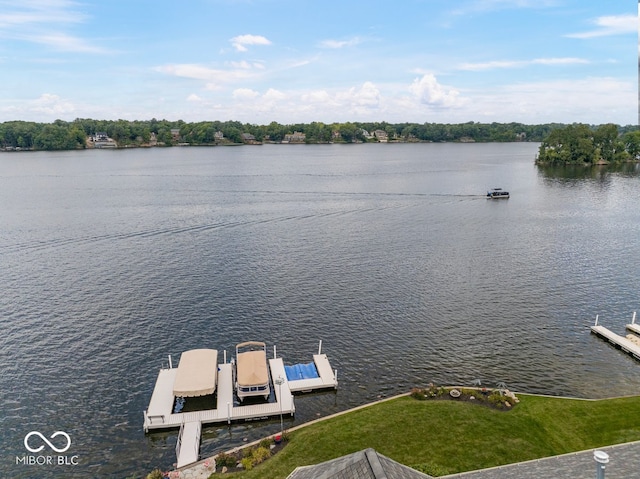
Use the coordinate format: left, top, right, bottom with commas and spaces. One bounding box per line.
227, 402, 231, 425
633, 312, 637, 325
168, 355, 173, 369
275, 376, 284, 434
595, 315, 599, 326
594, 450, 609, 479
223, 350, 227, 364
274, 344, 277, 359
318, 340, 323, 355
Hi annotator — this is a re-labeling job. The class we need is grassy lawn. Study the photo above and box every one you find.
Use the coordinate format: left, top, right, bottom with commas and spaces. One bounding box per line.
218, 393, 640, 478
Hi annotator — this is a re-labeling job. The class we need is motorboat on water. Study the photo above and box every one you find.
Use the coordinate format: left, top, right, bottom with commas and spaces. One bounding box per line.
487, 188, 509, 199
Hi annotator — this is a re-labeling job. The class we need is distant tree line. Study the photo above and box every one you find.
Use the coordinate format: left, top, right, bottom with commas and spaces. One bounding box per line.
0, 118, 638, 152
536, 123, 640, 165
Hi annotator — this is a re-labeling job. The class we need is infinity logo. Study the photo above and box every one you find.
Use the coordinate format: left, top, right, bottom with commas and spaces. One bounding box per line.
24, 431, 72, 453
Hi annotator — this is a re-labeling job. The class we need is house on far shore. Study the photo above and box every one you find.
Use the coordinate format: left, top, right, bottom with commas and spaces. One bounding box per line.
283, 131, 306, 143
214, 131, 224, 142
286, 448, 432, 479
170, 129, 181, 141
373, 130, 388, 142
241, 133, 260, 144
360, 129, 373, 140
91, 132, 117, 148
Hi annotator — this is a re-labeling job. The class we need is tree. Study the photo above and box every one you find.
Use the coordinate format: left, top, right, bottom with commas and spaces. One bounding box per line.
536, 123, 637, 165
594, 123, 619, 163
33, 124, 83, 150
622, 131, 640, 159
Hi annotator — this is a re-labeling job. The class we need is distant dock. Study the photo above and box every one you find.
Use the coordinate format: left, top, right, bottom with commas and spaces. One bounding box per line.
143, 341, 338, 468
590, 312, 640, 361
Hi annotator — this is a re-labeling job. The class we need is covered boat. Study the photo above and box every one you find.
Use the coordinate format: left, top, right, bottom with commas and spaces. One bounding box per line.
234, 341, 270, 401
172, 349, 218, 398
487, 188, 509, 199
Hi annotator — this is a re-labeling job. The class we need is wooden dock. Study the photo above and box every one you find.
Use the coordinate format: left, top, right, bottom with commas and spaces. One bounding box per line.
591, 312, 640, 361
143, 343, 337, 468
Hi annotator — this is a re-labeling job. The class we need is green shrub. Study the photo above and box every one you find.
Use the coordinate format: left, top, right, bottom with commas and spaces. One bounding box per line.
242, 446, 255, 459
240, 457, 254, 471
410, 388, 426, 400
487, 391, 505, 406
215, 451, 237, 468
145, 470, 163, 479
259, 438, 273, 449
252, 446, 272, 464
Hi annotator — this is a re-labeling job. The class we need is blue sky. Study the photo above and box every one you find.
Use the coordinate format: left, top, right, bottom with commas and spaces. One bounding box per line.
0, 0, 636, 124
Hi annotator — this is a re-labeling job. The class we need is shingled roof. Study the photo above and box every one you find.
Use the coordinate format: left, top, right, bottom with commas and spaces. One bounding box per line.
286, 448, 433, 479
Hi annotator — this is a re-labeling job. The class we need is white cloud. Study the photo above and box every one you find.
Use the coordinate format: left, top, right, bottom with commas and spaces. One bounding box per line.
27, 33, 109, 53
0, 0, 88, 27
301, 90, 335, 105
232, 88, 260, 100
263, 88, 286, 101
0, 93, 77, 119
157, 73, 634, 125
342, 81, 381, 109
155, 62, 262, 90
459, 57, 589, 71
409, 74, 466, 108
229, 60, 252, 69
566, 14, 637, 39
187, 94, 202, 102
228, 60, 265, 70
0, 1, 109, 53
31, 93, 75, 114
230, 34, 272, 52
319, 37, 363, 49
463, 77, 635, 124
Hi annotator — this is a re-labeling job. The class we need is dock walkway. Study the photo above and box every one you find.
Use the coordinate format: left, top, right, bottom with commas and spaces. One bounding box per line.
176, 421, 201, 468
590, 312, 640, 361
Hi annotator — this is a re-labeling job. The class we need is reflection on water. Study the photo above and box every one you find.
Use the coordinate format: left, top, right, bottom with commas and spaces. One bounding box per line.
1, 143, 640, 477
537, 162, 640, 182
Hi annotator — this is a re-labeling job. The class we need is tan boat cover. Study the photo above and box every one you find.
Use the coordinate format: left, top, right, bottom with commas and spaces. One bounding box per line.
236, 350, 269, 387
173, 349, 218, 397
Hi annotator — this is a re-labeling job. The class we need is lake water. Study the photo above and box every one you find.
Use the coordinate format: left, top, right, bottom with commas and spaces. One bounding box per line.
1, 143, 640, 478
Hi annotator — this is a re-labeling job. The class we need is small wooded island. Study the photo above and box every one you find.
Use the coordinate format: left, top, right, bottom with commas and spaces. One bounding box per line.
536, 123, 640, 165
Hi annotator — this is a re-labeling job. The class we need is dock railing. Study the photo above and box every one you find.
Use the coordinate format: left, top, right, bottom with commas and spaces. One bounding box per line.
143, 410, 165, 432
175, 422, 184, 461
